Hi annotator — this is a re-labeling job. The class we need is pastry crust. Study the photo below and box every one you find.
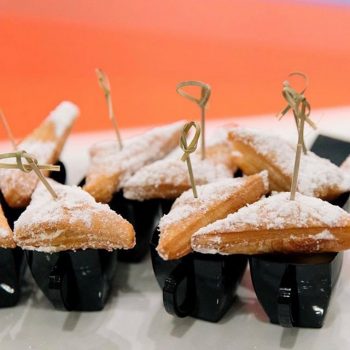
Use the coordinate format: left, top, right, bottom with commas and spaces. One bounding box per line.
14, 180, 135, 252
83, 121, 185, 203
229, 127, 350, 200
123, 158, 233, 201
0, 102, 79, 208
157, 172, 269, 260
0, 206, 16, 249
123, 129, 238, 201
191, 192, 350, 255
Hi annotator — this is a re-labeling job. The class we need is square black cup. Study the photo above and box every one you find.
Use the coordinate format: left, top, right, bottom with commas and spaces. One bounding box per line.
249, 134, 350, 328
109, 191, 162, 262
26, 249, 117, 311
310, 134, 350, 166
150, 199, 248, 323
250, 253, 342, 328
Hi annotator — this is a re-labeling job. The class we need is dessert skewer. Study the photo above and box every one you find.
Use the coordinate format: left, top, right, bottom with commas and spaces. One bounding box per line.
0, 101, 78, 208
191, 73, 350, 328
150, 121, 268, 322
8, 151, 135, 311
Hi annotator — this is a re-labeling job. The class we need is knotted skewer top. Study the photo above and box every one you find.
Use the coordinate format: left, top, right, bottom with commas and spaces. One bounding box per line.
180, 121, 201, 198
176, 81, 211, 160
0, 150, 60, 199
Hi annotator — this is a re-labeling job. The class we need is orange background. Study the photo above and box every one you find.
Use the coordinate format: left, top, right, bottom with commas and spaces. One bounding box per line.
1, 0, 350, 139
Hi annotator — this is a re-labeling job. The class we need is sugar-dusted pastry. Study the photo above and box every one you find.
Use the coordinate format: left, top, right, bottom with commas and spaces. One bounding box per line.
14, 180, 135, 252
229, 126, 350, 200
157, 171, 269, 260
0, 102, 79, 208
0, 206, 16, 249
84, 121, 185, 203
123, 129, 237, 200
192, 192, 350, 255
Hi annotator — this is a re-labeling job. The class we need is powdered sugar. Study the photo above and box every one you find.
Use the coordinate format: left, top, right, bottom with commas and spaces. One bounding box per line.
123, 127, 238, 200
0, 227, 9, 238
159, 177, 250, 229
0, 102, 78, 207
86, 121, 185, 189
47, 101, 79, 137
123, 157, 232, 200
14, 180, 110, 237
312, 230, 336, 240
0, 141, 57, 205
231, 127, 350, 197
195, 192, 350, 236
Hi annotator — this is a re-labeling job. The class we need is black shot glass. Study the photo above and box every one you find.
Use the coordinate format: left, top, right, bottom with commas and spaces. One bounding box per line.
150, 208, 248, 322
26, 249, 117, 311
249, 253, 342, 328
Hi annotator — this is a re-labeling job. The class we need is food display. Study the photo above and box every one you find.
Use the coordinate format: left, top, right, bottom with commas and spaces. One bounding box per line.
0, 72, 349, 331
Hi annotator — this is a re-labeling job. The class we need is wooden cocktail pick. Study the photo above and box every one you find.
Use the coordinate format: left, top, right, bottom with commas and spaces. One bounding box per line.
0, 109, 17, 150
180, 121, 201, 198
0, 151, 60, 199
176, 81, 211, 160
278, 72, 316, 200
95, 68, 123, 150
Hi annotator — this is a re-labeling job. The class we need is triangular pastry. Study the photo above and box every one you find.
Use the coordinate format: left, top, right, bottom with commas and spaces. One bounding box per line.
0, 101, 79, 208
191, 192, 350, 255
123, 129, 237, 200
83, 121, 185, 203
0, 206, 16, 249
14, 180, 135, 252
157, 172, 269, 260
229, 127, 350, 200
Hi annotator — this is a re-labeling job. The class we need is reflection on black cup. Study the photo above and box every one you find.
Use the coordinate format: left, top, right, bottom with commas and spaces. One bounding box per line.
26, 249, 117, 311
109, 191, 162, 262
250, 253, 342, 328
150, 199, 247, 322
0, 248, 26, 308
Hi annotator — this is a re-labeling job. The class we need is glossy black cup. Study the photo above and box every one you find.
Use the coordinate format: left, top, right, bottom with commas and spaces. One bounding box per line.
109, 191, 162, 262
150, 198, 248, 322
250, 253, 342, 328
310, 134, 350, 166
26, 249, 117, 311
249, 135, 350, 328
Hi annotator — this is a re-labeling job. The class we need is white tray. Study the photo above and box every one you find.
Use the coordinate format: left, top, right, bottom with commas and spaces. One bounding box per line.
1, 106, 350, 350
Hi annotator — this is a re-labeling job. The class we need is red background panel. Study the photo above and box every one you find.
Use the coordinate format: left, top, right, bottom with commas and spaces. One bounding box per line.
0, 0, 350, 138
